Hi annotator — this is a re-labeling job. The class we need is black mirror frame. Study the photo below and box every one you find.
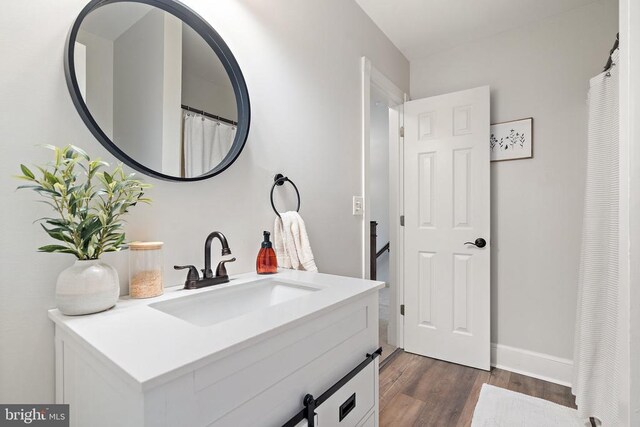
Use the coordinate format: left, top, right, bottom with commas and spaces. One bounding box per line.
64, 0, 250, 182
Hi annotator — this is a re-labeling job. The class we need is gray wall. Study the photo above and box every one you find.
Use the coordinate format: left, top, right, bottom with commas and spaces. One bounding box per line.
76, 29, 114, 139
182, 71, 238, 121
181, 23, 238, 121
410, 0, 618, 360
0, 0, 409, 402
113, 9, 165, 172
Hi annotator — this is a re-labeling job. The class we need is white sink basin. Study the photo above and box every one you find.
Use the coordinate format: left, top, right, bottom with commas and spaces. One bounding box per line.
149, 278, 319, 327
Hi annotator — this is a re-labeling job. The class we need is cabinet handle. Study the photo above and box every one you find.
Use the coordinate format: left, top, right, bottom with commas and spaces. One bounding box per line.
339, 393, 356, 422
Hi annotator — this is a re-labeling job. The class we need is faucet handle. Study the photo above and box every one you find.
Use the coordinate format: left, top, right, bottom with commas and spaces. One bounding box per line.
174, 265, 200, 289
215, 257, 236, 278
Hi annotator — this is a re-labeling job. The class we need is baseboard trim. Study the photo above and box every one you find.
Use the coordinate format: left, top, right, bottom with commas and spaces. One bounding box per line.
491, 343, 573, 387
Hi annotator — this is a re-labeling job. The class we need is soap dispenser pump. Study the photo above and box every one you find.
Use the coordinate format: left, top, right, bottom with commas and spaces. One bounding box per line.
256, 231, 277, 274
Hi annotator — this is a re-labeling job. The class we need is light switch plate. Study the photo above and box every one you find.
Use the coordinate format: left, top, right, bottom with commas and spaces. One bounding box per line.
352, 196, 364, 216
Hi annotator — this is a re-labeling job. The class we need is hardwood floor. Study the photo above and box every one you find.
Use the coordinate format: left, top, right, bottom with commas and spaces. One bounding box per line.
379, 351, 576, 426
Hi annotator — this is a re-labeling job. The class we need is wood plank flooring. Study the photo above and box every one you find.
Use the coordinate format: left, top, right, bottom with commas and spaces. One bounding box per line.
379, 351, 576, 426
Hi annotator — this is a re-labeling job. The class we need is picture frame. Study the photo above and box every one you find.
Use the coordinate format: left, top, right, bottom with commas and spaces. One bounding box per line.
490, 117, 533, 162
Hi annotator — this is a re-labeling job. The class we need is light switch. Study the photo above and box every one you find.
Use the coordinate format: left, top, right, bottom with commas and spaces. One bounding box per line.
353, 196, 364, 216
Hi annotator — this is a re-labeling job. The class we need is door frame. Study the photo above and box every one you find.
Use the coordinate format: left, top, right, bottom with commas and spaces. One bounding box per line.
361, 57, 406, 349
620, 0, 640, 424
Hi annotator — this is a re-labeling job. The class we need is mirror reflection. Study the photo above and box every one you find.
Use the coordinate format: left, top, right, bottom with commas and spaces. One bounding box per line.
75, 2, 238, 178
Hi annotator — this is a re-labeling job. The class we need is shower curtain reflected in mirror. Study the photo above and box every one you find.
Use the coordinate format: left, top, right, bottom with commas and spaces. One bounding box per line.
183, 113, 236, 178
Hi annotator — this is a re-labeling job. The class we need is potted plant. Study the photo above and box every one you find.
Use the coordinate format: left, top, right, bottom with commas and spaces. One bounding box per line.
16, 145, 151, 315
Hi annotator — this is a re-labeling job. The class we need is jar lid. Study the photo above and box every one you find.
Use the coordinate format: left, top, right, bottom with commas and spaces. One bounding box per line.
129, 241, 164, 250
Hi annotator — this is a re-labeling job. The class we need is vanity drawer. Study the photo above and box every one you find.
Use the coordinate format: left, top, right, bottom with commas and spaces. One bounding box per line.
314, 361, 376, 426
292, 412, 373, 427
358, 410, 375, 427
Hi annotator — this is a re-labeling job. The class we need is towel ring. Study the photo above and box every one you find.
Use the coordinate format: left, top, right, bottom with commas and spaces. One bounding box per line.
271, 174, 300, 218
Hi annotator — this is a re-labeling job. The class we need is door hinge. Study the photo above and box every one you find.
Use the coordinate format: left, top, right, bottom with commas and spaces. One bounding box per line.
400, 304, 405, 316
400, 215, 405, 226
399, 126, 404, 137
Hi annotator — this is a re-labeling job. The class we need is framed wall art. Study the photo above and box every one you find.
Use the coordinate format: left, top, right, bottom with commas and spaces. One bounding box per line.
490, 117, 533, 161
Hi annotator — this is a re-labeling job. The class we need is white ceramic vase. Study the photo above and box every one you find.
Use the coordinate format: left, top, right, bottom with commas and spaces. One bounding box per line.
56, 259, 120, 315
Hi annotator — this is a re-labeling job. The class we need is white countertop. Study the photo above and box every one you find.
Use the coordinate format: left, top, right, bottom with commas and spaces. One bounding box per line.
49, 270, 383, 391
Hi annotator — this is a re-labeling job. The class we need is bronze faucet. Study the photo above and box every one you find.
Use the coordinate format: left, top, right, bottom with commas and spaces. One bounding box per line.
174, 231, 236, 289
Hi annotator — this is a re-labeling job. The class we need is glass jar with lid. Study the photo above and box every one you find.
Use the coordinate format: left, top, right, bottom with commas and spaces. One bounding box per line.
128, 241, 164, 298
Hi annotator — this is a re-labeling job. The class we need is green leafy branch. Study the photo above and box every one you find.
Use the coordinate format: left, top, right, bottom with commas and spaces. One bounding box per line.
16, 145, 152, 260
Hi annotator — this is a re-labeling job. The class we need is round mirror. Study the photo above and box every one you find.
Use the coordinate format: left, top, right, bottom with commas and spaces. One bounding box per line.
64, 0, 250, 181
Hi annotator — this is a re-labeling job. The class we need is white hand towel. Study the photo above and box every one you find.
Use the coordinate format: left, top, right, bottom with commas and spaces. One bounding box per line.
274, 211, 318, 272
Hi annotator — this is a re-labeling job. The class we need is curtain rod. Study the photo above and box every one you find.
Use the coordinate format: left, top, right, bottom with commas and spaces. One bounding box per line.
181, 104, 238, 126
604, 33, 619, 72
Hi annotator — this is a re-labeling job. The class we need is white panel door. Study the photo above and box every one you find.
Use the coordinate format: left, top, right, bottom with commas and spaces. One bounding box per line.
403, 86, 490, 370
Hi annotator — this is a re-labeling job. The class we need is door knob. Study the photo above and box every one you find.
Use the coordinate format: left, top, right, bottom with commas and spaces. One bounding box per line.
464, 238, 487, 248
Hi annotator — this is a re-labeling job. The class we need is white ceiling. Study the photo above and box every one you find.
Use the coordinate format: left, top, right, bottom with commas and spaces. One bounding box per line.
355, 0, 600, 60
81, 3, 153, 41
81, 3, 230, 90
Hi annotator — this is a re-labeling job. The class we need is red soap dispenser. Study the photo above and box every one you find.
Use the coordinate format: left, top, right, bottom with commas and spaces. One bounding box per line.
257, 231, 278, 274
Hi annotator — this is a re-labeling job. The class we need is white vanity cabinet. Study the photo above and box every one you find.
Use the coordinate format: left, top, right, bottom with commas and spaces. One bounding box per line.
50, 271, 383, 427
311, 360, 377, 426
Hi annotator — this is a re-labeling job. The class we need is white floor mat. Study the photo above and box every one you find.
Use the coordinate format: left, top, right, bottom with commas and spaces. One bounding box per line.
471, 384, 588, 427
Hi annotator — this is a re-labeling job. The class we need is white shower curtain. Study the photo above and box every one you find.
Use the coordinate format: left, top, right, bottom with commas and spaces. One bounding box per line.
573, 49, 621, 426
183, 113, 237, 178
